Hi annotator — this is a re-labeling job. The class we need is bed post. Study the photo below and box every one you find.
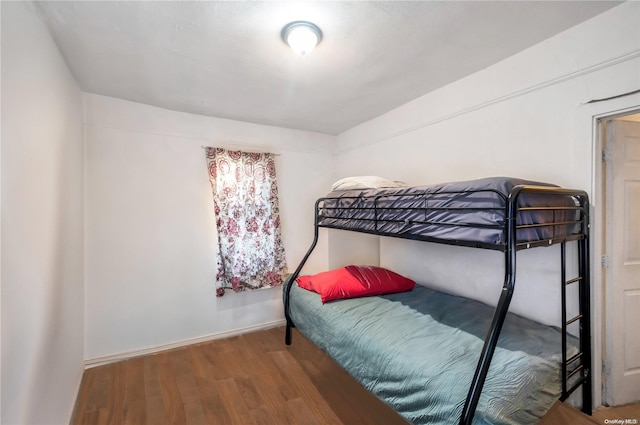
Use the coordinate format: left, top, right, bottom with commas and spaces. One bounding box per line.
284, 199, 322, 345
459, 186, 523, 425
578, 194, 593, 414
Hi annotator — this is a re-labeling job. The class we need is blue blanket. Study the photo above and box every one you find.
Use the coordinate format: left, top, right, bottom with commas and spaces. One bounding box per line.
289, 283, 572, 424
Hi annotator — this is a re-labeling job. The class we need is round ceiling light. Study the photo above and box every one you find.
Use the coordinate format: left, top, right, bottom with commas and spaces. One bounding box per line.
281, 21, 322, 55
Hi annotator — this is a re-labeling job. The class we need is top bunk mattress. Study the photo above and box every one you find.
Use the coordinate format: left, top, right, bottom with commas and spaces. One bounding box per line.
317, 176, 585, 249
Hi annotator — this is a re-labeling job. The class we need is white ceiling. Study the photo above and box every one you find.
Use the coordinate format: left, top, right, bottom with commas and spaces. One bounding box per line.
35, 1, 620, 135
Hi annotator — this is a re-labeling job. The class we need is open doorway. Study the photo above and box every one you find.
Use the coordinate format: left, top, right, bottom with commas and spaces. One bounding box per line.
599, 111, 640, 406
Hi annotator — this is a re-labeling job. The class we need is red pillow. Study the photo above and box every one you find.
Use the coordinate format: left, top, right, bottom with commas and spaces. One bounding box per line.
296, 265, 415, 303
296, 268, 361, 302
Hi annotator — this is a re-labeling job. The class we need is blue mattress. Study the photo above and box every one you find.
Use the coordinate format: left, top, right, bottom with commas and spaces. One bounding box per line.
288, 283, 574, 425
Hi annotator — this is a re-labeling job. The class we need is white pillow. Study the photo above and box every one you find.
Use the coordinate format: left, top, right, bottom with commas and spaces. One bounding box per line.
331, 176, 406, 191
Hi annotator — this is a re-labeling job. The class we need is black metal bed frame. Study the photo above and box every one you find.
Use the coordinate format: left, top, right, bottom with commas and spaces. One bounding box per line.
283, 184, 592, 424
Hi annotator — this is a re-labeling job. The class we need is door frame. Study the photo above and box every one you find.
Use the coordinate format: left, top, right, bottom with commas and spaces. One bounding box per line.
580, 94, 640, 409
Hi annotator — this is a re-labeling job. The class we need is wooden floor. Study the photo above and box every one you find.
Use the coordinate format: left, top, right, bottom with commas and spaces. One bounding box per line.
540, 401, 640, 425
73, 326, 639, 425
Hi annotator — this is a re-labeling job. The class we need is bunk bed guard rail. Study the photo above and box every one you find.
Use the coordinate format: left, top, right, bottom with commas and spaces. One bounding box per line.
283, 184, 592, 425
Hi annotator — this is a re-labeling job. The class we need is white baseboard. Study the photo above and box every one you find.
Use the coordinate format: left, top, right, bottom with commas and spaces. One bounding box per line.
84, 319, 287, 369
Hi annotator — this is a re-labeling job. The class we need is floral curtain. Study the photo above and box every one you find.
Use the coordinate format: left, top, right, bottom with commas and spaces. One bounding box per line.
205, 147, 288, 297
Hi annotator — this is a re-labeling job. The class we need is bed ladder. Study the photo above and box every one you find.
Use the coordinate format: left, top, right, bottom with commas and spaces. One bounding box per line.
559, 240, 592, 412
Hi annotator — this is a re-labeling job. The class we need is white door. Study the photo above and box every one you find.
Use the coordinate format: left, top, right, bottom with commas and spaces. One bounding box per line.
604, 119, 640, 406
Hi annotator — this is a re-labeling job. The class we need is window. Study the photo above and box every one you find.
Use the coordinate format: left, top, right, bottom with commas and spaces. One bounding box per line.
205, 147, 288, 297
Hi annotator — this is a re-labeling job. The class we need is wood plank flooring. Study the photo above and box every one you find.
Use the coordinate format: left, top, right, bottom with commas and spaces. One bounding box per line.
592, 403, 640, 424
540, 401, 640, 425
73, 326, 639, 425
73, 327, 406, 425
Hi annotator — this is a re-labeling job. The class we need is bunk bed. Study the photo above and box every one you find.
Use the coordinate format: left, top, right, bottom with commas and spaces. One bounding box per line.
283, 176, 592, 425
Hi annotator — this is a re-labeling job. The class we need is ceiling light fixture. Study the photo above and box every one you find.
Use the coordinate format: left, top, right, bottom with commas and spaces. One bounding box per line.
281, 21, 322, 55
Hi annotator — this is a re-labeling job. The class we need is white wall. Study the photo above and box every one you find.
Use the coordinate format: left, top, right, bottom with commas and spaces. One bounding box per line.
83, 94, 336, 360
337, 2, 639, 187
333, 2, 640, 325
1, 2, 85, 424
327, 230, 380, 269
